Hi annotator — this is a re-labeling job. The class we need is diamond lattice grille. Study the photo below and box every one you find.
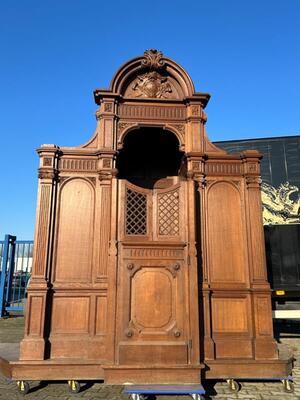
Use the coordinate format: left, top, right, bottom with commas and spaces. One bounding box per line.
126, 188, 147, 235
158, 189, 180, 236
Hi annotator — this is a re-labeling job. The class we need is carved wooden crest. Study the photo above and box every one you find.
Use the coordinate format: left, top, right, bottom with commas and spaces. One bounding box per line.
131, 71, 172, 98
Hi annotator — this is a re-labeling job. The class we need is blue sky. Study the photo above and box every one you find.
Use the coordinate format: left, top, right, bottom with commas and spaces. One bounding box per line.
1, 0, 300, 239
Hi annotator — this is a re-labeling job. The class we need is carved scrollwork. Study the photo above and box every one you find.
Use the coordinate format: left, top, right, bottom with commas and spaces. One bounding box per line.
127, 263, 135, 270
118, 122, 134, 137
141, 49, 165, 69
169, 124, 185, 136
87, 177, 96, 185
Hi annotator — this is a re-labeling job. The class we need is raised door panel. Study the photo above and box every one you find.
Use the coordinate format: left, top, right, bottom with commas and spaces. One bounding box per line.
118, 260, 187, 364
207, 181, 247, 283
55, 179, 94, 282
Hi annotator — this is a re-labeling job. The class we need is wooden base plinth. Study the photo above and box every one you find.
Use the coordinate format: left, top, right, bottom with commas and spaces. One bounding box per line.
204, 358, 293, 379
103, 365, 203, 384
0, 357, 105, 381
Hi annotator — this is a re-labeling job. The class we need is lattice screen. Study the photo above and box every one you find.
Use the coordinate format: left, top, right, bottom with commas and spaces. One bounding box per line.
158, 189, 180, 236
125, 188, 147, 235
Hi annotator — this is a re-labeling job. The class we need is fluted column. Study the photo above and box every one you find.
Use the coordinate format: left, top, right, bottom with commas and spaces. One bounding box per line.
20, 144, 59, 360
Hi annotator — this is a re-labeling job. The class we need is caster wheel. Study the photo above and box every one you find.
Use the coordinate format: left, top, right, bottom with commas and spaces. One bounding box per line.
17, 381, 30, 395
282, 379, 294, 393
68, 380, 81, 394
191, 395, 202, 400
226, 379, 241, 393
130, 395, 141, 400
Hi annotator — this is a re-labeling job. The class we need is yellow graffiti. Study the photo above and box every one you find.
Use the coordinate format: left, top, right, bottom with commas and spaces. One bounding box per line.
261, 182, 300, 225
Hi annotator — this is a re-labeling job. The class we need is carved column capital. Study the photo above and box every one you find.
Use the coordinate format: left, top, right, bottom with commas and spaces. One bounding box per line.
38, 168, 59, 181
193, 174, 207, 190
98, 168, 118, 184
245, 175, 262, 189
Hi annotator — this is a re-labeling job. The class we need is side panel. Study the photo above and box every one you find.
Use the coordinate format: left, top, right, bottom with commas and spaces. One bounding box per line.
55, 179, 94, 282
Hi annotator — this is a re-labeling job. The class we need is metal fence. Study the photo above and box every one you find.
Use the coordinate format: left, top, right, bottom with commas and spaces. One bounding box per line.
0, 235, 33, 317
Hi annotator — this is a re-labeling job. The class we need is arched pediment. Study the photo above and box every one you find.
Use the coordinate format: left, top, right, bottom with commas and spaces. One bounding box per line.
97, 50, 196, 101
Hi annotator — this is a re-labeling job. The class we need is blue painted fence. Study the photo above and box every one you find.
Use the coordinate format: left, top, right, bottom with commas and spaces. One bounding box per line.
0, 235, 33, 317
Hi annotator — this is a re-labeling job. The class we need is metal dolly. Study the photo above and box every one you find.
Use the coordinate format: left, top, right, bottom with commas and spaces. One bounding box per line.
123, 384, 205, 400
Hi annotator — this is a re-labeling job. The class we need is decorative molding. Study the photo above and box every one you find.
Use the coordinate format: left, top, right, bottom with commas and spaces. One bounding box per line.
104, 103, 113, 112
141, 49, 165, 69
191, 105, 200, 116
102, 159, 111, 168
43, 158, 52, 167
127, 248, 183, 258
246, 162, 258, 173
60, 158, 97, 171
118, 122, 134, 136
192, 161, 201, 171
119, 104, 186, 120
34, 185, 51, 276
131, 71, 172, 99
205, 163, 243, 175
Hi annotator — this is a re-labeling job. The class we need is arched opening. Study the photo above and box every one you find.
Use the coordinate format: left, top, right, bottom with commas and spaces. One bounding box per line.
116, 127, 185, 189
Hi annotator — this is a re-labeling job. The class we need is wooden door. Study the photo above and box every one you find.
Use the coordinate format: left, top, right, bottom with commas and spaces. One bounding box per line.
116, 180, 190, 365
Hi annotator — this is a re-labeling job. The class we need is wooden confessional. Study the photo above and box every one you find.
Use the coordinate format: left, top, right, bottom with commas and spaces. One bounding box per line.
5, 50, 292, 383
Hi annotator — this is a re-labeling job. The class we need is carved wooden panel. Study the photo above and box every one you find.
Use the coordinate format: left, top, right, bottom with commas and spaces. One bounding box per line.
95, 296, 107, 335
254, 295, 273, 336
119, 104, 186, 120
131, 268, 174, 331
97, 186, 111, 277
55, 179, 94, 282
207, 182, 247, 283
52, 297, 90, 334
60, 158, 97, 171
28, 296, 44, 336
205, 162, 243, 175
125, 247, 183, 259
212, 297, 249, 333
